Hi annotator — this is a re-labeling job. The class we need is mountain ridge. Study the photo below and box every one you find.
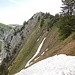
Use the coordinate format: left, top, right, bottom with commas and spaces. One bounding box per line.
0, 12, 75, 75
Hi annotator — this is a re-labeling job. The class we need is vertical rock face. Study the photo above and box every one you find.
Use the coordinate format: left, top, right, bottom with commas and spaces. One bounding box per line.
0, 12, 42, 62
0, 26, 11, 63
0, 27, 8, 40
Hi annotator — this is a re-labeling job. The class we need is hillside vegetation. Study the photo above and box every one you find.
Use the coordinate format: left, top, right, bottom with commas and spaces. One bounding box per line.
8, 12, 75, 75
0, 13, 74, 75
0, 0, 75, 75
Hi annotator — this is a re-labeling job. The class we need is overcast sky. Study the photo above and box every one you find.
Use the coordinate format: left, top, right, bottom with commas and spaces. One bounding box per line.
0, 0, 62, 25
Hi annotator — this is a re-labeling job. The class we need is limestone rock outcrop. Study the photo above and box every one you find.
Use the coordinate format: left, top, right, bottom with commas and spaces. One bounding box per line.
0, 12, 42, 62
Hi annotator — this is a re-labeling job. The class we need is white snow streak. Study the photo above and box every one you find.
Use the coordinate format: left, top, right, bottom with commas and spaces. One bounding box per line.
15, 54, 75, 75
45, 48, 48, 51
41, 52, 45, 55
0, 58, 1, 64
34, 57, 40, 61
25, 37, 46, 67
37, 39, 39, 41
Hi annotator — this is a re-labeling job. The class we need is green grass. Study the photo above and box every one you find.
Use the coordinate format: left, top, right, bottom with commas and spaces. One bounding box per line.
0, 41, 2, 52
0, 23, 12, 32
9, 16, 59, 75
9, 20, 47, 74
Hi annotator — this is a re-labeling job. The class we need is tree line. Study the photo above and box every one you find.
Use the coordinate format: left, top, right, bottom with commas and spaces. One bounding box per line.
59, 0, 75, 39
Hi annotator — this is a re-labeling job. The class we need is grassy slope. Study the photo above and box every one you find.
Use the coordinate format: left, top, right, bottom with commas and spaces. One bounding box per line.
30, 24, 61, 64
9, 19, 47, 74
9, 17, 61, 74
28, 21, 75, 65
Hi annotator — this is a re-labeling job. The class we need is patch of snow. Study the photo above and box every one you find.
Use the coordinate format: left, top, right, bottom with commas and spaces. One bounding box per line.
41, 52, 45, 55
25, 37, 46, 67
37, 39, 39, 42
45, 48, 48, 51
34, 57, 40, 61
16, 54, 75, 75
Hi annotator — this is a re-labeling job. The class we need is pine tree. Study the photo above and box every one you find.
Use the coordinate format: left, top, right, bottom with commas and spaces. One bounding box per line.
58, 0, 75, 39
61, 0, 75, 15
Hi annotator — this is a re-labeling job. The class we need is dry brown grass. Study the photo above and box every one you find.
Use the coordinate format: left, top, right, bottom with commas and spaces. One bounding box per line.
31, 27, 75, 65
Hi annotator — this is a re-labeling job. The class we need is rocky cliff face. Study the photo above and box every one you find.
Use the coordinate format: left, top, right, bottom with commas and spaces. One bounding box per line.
0, 12, 42, 62
0, 27, 8, 40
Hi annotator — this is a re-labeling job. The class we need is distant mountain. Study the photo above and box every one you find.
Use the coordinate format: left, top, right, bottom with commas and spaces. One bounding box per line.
8, 24, 22, 28
0, 23, 12, 32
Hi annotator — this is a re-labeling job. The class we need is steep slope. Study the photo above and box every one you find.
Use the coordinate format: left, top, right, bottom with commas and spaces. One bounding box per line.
9, 15, 47, 74
9, 13, 75, 75
0, 23, 12, 56
9, 13, 59, 74
0, 12, 43, 75
15, 26, 75, 75
0, 12, 42, 63
33, 28, 75, 65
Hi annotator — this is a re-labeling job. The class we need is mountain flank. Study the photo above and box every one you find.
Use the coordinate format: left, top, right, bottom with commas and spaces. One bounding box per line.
0, 11, 75, 75
8, 12, 75, 75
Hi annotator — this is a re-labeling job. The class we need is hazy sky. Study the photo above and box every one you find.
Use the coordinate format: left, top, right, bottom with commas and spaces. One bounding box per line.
0, 0, 62, 25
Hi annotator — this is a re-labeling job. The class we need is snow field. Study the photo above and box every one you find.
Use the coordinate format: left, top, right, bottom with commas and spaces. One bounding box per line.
16, 54, 75, 75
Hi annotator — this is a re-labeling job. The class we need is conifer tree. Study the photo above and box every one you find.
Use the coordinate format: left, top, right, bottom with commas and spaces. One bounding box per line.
61, 0, 75, 15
